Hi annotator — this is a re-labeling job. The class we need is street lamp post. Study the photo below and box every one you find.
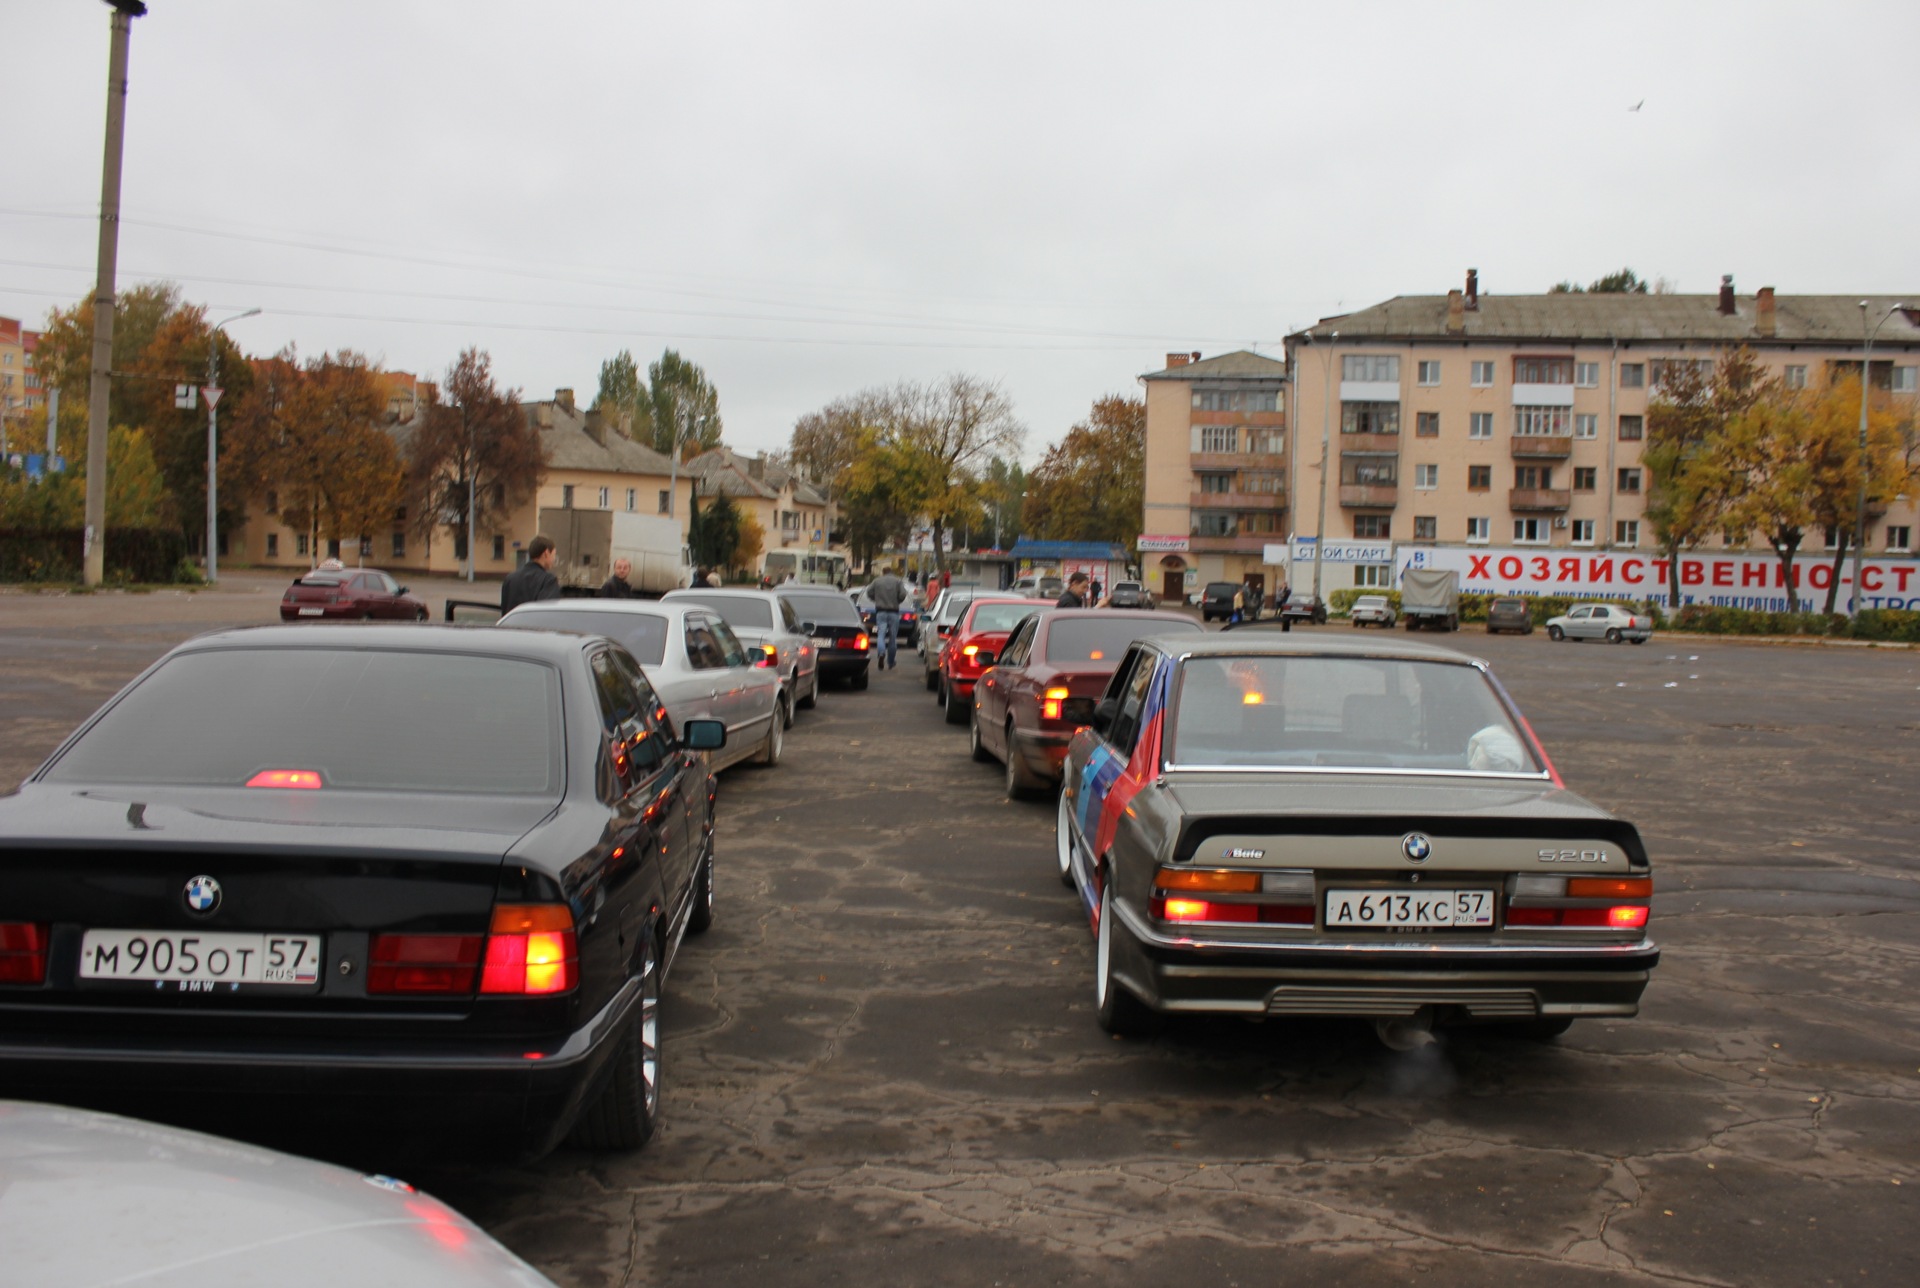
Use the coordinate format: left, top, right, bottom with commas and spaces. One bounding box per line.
1851, 300, 1905, 615
1304, 329, 1339, 601
204, 308, 260, 583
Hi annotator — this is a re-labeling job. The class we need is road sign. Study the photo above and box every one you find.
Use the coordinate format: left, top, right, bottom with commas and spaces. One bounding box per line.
173, 384, 197, 410
202, 386, 223, 408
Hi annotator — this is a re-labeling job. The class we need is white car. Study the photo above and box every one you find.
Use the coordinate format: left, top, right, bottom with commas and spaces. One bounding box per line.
1349, 594, 1397, 628
1545, 602, 1654, 644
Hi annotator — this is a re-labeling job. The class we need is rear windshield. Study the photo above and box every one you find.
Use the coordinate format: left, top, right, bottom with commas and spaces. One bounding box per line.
674, 592, 772, 630
780, 592, 861, 626
503, 607, 669, 666
1168, 654, 1540, 775
43, 649, 564, 796
1045, 616, 1200, 663
1205, 582, 1238, 596
294, 576, 345, 587
936, 591, 981, 624
965, 602, 1037, 634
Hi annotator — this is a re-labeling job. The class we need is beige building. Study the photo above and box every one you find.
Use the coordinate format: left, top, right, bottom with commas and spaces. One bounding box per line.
1138, 349, 1291, 603
0, 317, 47, 455
1278, 272, 1920, 597
686, 446, 840, 580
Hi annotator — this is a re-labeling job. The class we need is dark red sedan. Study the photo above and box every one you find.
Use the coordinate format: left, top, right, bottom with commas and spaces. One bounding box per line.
937, 597, 1038, 726
969, 608, 1204, 796
280, 568, 428, 622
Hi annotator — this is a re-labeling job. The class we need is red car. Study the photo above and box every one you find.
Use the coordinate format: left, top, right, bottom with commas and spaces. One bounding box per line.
969, 608, 1204, 796
280, 568, 428, 621
937, 597, 1039, 726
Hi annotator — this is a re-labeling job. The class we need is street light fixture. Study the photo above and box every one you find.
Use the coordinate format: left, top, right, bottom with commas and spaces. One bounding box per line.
1850, 300, 1905, 615
1303, 329, 1338, 601
205, 308, 260, 583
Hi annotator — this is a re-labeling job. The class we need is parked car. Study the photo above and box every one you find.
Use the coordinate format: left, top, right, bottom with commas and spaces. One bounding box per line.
778, 585, 872, 690
937, 596, 1039, 725
971, 608, 1203, 797
1056, 634, 1658, 1047
1546, 602, 1654, 644
280, 568, 427, 621
1349, 594, 1397, 628
920, 586, 989, 691
1277, 593, 1329, 625
499, 599, 785, 768
1200, 581, 1245, 622
1107, 581, 1155, 609
666, 587, 821, 717
0, 625, 728, 1159
1486, 597, 1536, 635
0, 1100, 558, 1286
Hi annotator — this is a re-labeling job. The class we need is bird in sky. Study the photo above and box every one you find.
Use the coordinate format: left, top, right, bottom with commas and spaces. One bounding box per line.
1629, 99, 1644, 112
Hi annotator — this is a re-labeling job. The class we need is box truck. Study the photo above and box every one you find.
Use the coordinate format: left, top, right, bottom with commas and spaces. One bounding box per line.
1400, 567, 1460, 631
539, 507, 691, 596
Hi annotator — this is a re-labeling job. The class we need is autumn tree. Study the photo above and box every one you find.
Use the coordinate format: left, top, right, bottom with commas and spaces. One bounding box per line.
1645, 349, 1774, 606
405, 348, 544, 571
646, 350, 723, 458
1802, 375, 1914, 611
1021, 395, 1143, 545
1550, 268, 1651, 294
688, 490, 741, 572
0, 426, 171, 531
594, 349, 649, 441
839, 426, 939, 569
893, 374, 1025, 571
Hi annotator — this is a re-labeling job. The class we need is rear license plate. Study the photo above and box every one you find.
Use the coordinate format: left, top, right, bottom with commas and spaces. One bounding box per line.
79, 930, 324, 989
1324, 889, 1494, 929
813, 636, 834, 647
297, 607, 323, 616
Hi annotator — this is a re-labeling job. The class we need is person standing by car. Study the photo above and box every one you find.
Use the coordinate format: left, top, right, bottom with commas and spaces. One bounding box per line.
600, 557, 634, 599
500, 535, 561, 612
1056, 572, 1090, 608
868, 564, 909, 669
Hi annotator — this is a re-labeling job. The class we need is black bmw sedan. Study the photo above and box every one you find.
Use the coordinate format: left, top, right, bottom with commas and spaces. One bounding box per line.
0, 625, 724, 1159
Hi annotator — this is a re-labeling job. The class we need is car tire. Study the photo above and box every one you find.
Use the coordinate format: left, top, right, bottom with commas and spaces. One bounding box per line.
798, 672, 818, 710
687, 845, 714, 935
755, 700, 786, 766
1055, 791, 1077, 888
943, 679, 966, 725
851, 669, 870, 690
780, 683, 796, 727
413, 606, 428, 622
969, 709, 993, 763
1095, 881, 1159, 1038
1547, 625, 1564, 641
1606, 627, 1623, 643
567, 934, 660, 1151
924, 665, 938, 692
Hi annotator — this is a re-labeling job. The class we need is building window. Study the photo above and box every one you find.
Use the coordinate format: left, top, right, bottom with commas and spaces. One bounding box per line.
1616, 520, 1640, 546
1784, 365, 1808, 390
1617, 468, 1642, 493
1575, 362, 1600, 388
265, 490, 279, 514
1246, 389, 1279, 412
1469, 412, 1493, 439
1414, 463, 1439, 489
492, 534, 506, 560
1514, 518, 1548, 544
625, 488, 637, 512
1513, 356, 1574, 384
562, 484, 575, 508
1571, 519, 1596, 545
1200, 425, 1239, 453
391, 532, 406, 559
266, 533, 279, 557
1242, 470, 1284, 494
595, 486, 608, 509
296, 534, 309, 556
1353, 514, 1391, 539
1620, 363, 1645, 389
1342, 355, 1400, 382
1416, 411, 1439, 437
1466, 517, 1490, 543
1649, 358, 1713, 387
1470, 361, 1495, 387
1888, 525, 1912, 551
1468, 464, 1492, 490
1894, 367, 1918, 393
1822, 525, 1843, 550
1199, 473, 1233, 493
1193, 511, 1235, 537
1240, 510, 1283, 534
1618, 415, 1644, 441
1341, 402, 1400, 435
1249, 429, 1285, 454
1573, 467, 1597, 490
658, 489, 671, 514
1514, 406, 1571, 436
1342, 457, 1397, 486
1413, 515, 1437, 540
1574, 413, 1598, 439
327, 539, 341, 559
1514, 465, 1553, 489
1354, 564, 1393, 587
1417, 360, 1441, 386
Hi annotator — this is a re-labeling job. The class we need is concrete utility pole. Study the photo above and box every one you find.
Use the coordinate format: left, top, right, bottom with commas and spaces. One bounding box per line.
1305, 329, 1338, 601
204, 309, 259, 583
82, 1, 146, 586
1852, 300, 1905, 615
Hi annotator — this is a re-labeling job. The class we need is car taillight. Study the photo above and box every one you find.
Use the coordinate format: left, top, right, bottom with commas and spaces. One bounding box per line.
755, 644, 778, 668
246, 769, 323, 789
480, 904, 578, 995
368, 933, 483, 994
1506, 906, 1649, 929
1041, 686, 1071, 721
0, 923, 50, 985
855, 633, 870, 651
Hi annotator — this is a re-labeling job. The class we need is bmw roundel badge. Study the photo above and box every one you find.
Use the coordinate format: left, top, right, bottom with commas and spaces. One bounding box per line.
183, 875, 222, 915
1401, 833, 1433, 863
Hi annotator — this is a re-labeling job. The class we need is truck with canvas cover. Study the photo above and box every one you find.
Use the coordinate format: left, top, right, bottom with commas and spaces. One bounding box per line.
540, 506, 691, 596
1401, 567, 1460, 631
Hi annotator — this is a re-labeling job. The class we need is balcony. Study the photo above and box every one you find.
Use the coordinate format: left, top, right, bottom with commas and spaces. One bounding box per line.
1340, 483, 1400, 508
1339, 432, 1401, 454
1190, 449, 1283, 472
1190, 409, 1287, 427
1509, 488, 1572, 512
1187, 532, 1280, 555
1190, 489, 1287, 511
1510, 434, 1574, 460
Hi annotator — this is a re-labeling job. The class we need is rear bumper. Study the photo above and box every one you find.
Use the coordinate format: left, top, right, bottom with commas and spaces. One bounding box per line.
818, 649, 870, 680
1009, 727, 1073, 784
279, 604, 357, 620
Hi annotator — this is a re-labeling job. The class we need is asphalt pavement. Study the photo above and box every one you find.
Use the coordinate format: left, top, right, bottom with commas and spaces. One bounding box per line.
1, 589, 1916, 1287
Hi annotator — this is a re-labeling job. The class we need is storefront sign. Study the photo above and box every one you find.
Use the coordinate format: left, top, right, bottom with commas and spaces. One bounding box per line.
1288, 538, 1392, 565
1138, 534, 1189, 553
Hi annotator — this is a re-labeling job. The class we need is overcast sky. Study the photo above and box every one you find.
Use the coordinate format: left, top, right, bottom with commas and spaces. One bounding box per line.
8, 1, 1917, 461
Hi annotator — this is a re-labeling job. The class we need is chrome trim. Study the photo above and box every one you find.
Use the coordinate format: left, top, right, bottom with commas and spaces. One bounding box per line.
1113, 900, 1655, 957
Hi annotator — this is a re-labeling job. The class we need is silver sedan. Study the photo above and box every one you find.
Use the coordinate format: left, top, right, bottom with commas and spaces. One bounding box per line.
499, 599, 786, 769
665, 588, 821, 722
1545, 602, 1654, 644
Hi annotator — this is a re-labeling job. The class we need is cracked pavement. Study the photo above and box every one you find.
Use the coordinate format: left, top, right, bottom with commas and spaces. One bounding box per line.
2, 583, 1915, 1285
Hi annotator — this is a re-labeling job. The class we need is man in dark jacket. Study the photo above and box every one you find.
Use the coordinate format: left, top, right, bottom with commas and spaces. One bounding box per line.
1055, 572, 1090, 608
600, 557, 634, 599
501, 535, 561, 612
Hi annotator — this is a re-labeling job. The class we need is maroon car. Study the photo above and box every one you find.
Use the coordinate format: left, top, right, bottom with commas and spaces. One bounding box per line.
969, 608, 1203, 796
280, 568, 428, 622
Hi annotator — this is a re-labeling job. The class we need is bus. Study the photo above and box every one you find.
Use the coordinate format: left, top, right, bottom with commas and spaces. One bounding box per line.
763, 550, 849, 588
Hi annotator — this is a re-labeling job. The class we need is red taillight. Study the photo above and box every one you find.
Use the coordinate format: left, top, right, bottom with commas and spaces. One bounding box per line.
755, 644, 778, 668
480, 904, 578, 995
1607, 905, 1650, 929
246, 769, 323, 789
368, 933, 483, 994
855, 633, 870, 651
1506, 906, 1649, 929
1158, 897, 1257, 923
0, 922, 50, 985
1040, 686, 1070, 721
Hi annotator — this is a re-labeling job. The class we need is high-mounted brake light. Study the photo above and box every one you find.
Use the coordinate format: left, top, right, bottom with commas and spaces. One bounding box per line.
0, 922, 50, 985
246, 769, 323, 789
368, 933, 483, 994
480, 904, 578, 995
1041, 686, 1071, 720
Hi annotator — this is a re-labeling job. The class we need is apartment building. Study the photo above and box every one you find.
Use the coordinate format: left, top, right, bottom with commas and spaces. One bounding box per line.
1138, 349, 1290, 603
685, 446, 838, 574
0, 317, 47, 454
1281, 272, 1920, 597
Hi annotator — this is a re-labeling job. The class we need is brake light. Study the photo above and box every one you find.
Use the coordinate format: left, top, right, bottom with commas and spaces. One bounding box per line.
1506, 906, 1649, 929
1041, 686, 1070, 720
368, 933, 483, 994
480, 904, 578, 995
246, 769, 323, 789
0, 922, 50, 985
961, 644, 979, 656
855, 633, 870, 651
1608, 905, 1650, 929
1159, 898, 1257, 923
755, 644, 778, 668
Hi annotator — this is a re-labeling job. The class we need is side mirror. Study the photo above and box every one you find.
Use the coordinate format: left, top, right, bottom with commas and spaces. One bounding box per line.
682, 719, 727, 751
1092, 698, 1118, 734
396, 585, 409, 595
938, 624, 954, 636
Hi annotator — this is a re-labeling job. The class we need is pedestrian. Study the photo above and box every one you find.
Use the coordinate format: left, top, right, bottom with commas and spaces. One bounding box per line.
705, 567, 723, 587
940, 569, 951, 592
1090, 577, 1103, 604
501, 535, 562, 612
867, 563, 909, 669
1056, 572, 1090, 608
599, 557, 634, 599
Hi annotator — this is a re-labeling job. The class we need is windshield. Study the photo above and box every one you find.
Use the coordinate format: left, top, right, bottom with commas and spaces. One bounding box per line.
502, 607, 669, 666
1168, 654, 1541, 775
1045, 616, 1200, 663
781, 591, 861, 626
674, 592, 773, 630
44, 648, 564, 796
964, 602, 1037, 634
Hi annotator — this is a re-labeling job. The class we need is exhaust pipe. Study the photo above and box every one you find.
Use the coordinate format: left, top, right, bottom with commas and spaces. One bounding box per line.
1375, 1007, 1436, 1051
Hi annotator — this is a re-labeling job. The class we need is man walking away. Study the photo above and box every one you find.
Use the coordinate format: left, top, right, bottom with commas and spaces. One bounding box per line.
1056, 572, 1090, 608
868, 564, 909, 669
600, 557, 634, 599
501, 535, 562, 612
